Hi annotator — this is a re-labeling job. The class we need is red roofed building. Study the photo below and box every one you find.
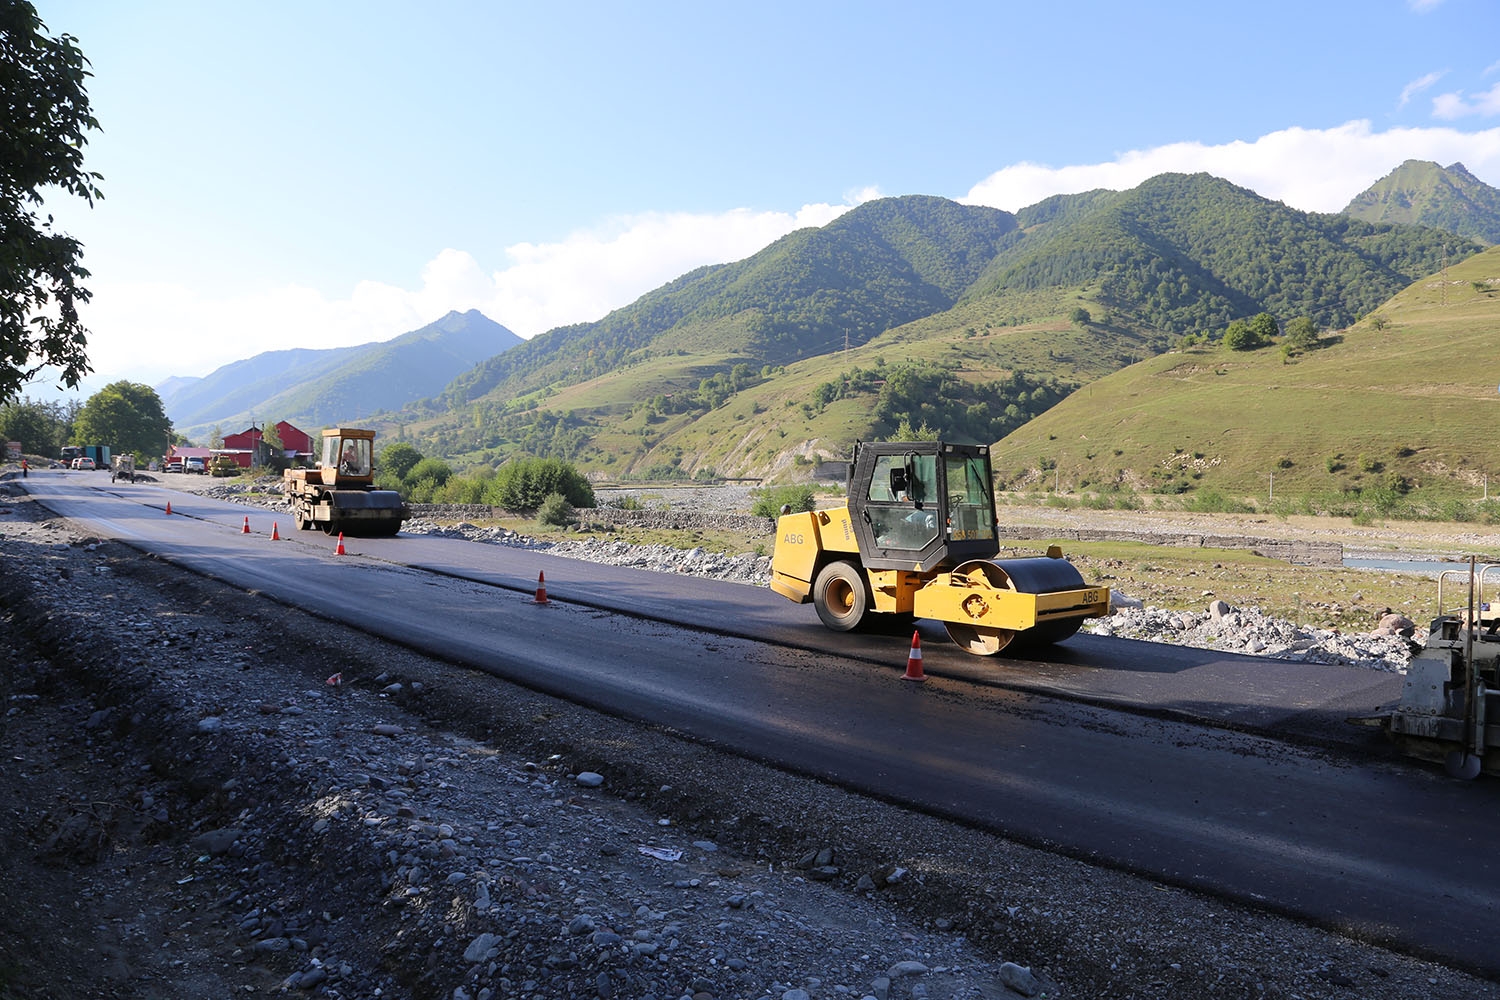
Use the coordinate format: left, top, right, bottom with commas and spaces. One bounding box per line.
218, 421, 315, 469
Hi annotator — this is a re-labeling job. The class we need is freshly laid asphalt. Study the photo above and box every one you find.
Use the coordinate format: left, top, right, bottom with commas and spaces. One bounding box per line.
16, 471, 1499, 978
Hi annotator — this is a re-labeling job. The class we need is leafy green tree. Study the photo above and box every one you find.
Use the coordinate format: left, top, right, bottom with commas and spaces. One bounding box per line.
208, 424, 224, 449
1281, 315, 1319, 355
1247, 311, 1279, 343
1069, 306, 1092, 326
1222, 318, 1270, 351
885, 417, 939, 441
379, 441, 423, 482
72, 381, 171, 457
0, 395, 67, 455
1, 3, 103, 401
260, 420, 283, 452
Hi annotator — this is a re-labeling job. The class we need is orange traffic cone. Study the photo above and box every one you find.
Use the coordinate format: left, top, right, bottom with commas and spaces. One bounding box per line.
334, 531, 346, 556
241, 515, 251, 534
165, 501, 172, 515
270, 522, 281, 541
902, 630, 926, 682
533, 571, 549, 604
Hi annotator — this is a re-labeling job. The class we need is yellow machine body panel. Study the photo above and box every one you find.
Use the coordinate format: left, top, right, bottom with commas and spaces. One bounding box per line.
769, 507, 859, 603
911, 573, 1110, 630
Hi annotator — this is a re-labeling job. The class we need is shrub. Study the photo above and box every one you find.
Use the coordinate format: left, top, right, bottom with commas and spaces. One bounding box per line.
751, 485, 816, 517
405, 456, 452, 491
1185, 488, 1255, 514
537, 492, 576, 527
437, 474, 488, 504
484, 457, 595, 512
406, 476, 442, 503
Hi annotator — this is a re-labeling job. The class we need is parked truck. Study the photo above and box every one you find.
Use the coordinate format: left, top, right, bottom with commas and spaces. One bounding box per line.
61, 445, 112, 470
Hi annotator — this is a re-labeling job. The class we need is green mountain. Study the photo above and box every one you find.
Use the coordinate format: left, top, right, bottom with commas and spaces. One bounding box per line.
388, 176, 1477, 481
163, 310, 521, 440
988, 244, 1500, 502
436, 196, 1020, 410
1343, 160, 1500, 245
969, 172, 1458, 335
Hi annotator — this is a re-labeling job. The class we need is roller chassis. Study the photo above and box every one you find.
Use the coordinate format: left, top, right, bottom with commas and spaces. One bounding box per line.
770, 440, 1110, 655
283, 478, 407, 537
281, 427, 409, 538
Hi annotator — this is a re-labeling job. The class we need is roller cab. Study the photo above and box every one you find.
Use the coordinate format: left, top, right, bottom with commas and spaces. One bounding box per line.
770, 440, 1109, 655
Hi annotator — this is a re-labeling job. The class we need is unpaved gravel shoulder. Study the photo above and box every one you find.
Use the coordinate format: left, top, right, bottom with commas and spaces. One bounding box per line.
1, 475, 1494, 1000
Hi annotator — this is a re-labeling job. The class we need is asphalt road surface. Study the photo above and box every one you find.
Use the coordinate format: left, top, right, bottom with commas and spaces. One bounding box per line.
20, 470, 1500, 978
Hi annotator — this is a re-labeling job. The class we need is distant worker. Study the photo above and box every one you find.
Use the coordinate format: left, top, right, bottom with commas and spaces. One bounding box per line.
20, 458, 27, 478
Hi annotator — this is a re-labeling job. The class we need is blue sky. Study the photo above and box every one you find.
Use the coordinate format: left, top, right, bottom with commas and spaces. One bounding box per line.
26, 0, 1500, 396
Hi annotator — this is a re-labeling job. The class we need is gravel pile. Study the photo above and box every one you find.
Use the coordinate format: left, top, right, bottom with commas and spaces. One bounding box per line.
1089, 600, 1417, 672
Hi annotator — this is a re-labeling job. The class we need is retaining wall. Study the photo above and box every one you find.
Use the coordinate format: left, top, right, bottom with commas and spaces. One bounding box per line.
996, 526, 1343, 567
409, 503, 775, 535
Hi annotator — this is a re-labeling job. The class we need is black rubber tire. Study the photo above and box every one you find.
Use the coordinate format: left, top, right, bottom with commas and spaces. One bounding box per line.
813, 561, 871, 632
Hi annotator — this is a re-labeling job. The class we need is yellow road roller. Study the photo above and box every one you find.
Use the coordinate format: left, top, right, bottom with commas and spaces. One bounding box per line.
770, 440, 1109, 655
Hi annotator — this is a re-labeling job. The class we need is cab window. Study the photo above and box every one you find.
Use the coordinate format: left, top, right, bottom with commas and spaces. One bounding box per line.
866, 453, 939, 550
944, 453, 995, 541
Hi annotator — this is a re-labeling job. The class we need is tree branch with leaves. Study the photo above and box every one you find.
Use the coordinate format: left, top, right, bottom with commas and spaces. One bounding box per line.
0, 1, 103, 401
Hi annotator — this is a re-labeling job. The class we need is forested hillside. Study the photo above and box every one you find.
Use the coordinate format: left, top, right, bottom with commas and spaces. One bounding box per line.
381, 174, 1482, 482
436, 196, 1019, 410
968, 173, 1466, 334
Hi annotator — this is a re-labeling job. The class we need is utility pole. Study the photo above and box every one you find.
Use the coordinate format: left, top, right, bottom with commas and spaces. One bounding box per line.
1269, 471, 1274, 502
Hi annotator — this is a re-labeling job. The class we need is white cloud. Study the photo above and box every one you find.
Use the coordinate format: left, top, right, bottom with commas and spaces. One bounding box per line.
1399, 71, 1445, 109
63, 199, 864, 389
1433, 81, 1500, 119
961, 120, 1500, 213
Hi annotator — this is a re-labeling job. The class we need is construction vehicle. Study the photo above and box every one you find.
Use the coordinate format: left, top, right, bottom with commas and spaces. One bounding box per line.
282, 427, 409, 537
770, 440, 1110, 655
1352, 559, 1500, 779
110, 454, 136, 483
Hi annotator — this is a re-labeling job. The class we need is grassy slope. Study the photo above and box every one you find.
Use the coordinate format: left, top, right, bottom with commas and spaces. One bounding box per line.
993, 245, 1500, 498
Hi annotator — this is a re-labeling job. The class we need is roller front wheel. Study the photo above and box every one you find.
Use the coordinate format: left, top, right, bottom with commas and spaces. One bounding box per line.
813, 561, 871, 632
